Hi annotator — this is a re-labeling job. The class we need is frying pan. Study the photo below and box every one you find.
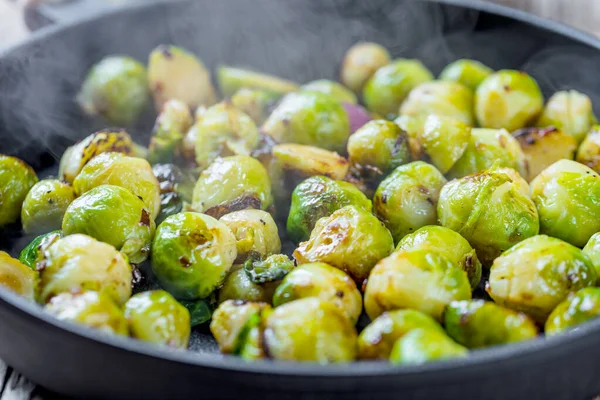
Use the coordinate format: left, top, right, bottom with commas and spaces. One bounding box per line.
1, 0, 600, 398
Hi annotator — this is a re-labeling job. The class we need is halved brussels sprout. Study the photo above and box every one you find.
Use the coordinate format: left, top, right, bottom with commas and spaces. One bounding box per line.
286, 175, 372, 243
152, 163, 196, 224
537, 90, 596, 144
389, 328, 467, 365
417, 115, 472, 174
21, 179, 76, 235
301, 79, 357, 104
340, 42, 391, 93
272, 144, 349, 181
39, 234, 132, 304
439, 59, 493, 90
262, 91, 350, 153
264, 297, 357, 362
358, 309, 443, 360
217, 66, 299, 98
124, 290, 191, 348
19, 231, 61, 270
576, 125, 600, 173
62, 185, 155, 264
438, 169, 539, 266
545, 287, 600, 335
0, 251, 38, 300
530, 159, 600, 247
444, 300, 538, 348
77, 56, 149, 126
231, 88, 277, 125
487, 235, 596, 323
363, 250, 471, 321
583, 233, 600, 285
475, 70, 544, 131
148, 45, 216, 110
148, 99, 193, 164
217, 267, 280, 305
294, 205, 394, 282
0, 155, 38, 227
220, 210, 281, 263
151, 212, 237, 300
373, 161, 447, 243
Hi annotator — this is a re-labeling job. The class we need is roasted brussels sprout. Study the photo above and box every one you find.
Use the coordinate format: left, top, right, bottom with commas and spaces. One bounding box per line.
444, 300, 538, 348
389, 328, 467, 365
342, 103, 372, 133
576, 125, 600, 173
583, 233, 600, 285
273, 262, 361, 324
475, 70, 544, 131
124, 290, 191, 348
438, 169, 539, 266
545, 287, 600, 335
39, 234, 132, 304
487, 235, 596, 323
0, 251, 38, 300
340, 42, 391, 93
18, 230, 61, 270
363, 250, 471, 321
363, 59, 433, 118
217, 66, 299, 98
262, 91, 350, 153
396, 226, 482, 289
399, 81, 475, 125
78, 56, 149, 126
301, 79, 357, 104
294, 205, 394, 282
148, 45, 216, 110
439, 59, 493, 90
62, 185, 155, 264
514, 127, 577, 181
286, 175, 371, 243
0, 155, 38, 227
179, 298, 214, 327
191, 156, 273, 218
45, 291, 128, 335
148, 99, 193, 164
218, 267, 279, 305
537, 90, 596, 143
151, 212, 237, 300
21, 179, 76, 235
243, 253, 295, 284
264, 297, 357, 362
530, 159, 600, 247
272, 144, 349, 181
220, 210, 281, 263
73, 152, 161, 219
152, 163, 196, 224
231, 88, 277, 125
373, 161, 447, 243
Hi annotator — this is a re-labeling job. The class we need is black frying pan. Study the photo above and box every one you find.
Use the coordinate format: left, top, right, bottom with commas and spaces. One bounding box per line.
2, 1, 600, 398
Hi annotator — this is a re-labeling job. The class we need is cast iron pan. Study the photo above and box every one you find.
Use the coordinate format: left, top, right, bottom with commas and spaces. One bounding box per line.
2, 0, 600, 398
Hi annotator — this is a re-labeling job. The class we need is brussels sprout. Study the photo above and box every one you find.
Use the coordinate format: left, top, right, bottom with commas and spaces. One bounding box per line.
347, 120, 411, 175
0, 251, 38, 300
39, 234, 132, 304
396, 226, 482, 289
45, 291, 128, 335
514, 127, 577, 182
373, 161, 447, 243
439, 59, 494, 90
191, 156, 273, 218
243, 253, 295, 284
583, 233, 600, 285
545, 287, 600, 335
286, 175, 371, 243
294, 205, 394, 282
576, 125, 600, 173
363, 250, 471, 321
152, 163, 196, 224
0, 155, 38, 227
530, 159, 600, 247
393, 115, 427, 160
389, 328, 467, 365
77, 56, 149, 126
19, 230, 61, 270
220, 210, 281, 263
148, 99, 193, 164
272, 144, 349, 181
151, 212, 237, 300
59, 129, 134, 184
399, 80, 475, 126
537, 90, 596, 144
342, 103, 372, 134
487, 235, 596, 323
447, 128, 526, 179
264, 297, 357, 362
417, 115, 472, 174
340, 42, 391, 93
62, 185, 155, 264
179, 298, 214, 327
217, 66, 299, 98
438, 169, 539, 266
124, 290, 191, 348
475, 70, 544, 131
218, 268, 279, 305
148, 45, 216, 110
231, 88, 277, 125
73, 152, 162, 220
363, 59, 434, 118
262, 91, 350, 153
192, 102, 260, 170
21, 179, 76, 235
491, 166, 530, 197
444, 300, 538, 348
301, 79, 357, 104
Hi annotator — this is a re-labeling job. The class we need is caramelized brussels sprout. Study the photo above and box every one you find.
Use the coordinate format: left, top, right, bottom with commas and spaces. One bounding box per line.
21, 179, 76, 235
151, 212, 237, 300
537, 90, 596, 143
0, 155, 38, 227
19, 231, 61, 270
439, 59, 493, 90
231, 88, 277, 125
545, 287, 600, 335
389, 328, 467, 365
294, 205, 394, 282
217, 66, 299, 98
218, 267, 279, 305
487, 235, 596, 323
340, 42, 391, 93
475, 70, 544, 131
416, 115, 472, 174
373, 161, 447, 243
220, 210, 281, 263
576, 125, 600, 173
583, 232, 600, 285
272, 144, 349, 181
243, 253, 294, 284
148, 99, 193, 164
0, 251, 38, 300
152, 163, 196, 224
301, 79, 357, 104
